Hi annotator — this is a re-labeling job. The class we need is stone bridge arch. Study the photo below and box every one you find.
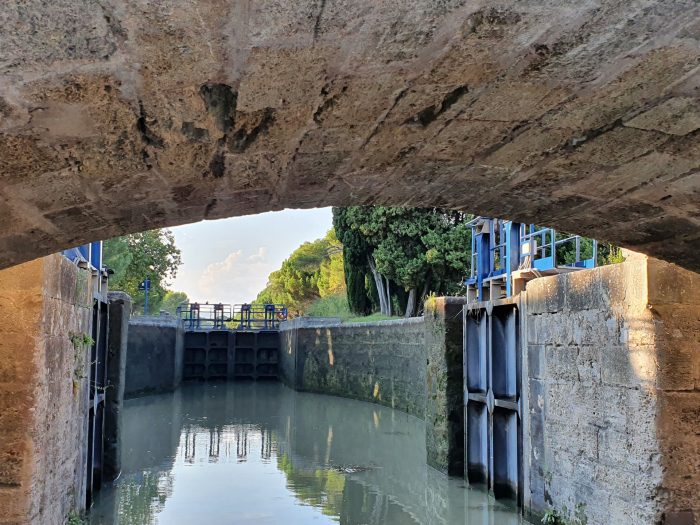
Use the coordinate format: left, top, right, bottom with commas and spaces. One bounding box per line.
0, 0, 699, 270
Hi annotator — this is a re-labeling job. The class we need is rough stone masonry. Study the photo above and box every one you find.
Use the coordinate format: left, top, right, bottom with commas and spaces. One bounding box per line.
0, 1, 699, 270
0, 255, 93, 525
524, 254, 700, 524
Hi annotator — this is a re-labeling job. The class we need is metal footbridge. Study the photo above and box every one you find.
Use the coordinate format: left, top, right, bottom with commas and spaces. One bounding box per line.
465, 217, 598, 302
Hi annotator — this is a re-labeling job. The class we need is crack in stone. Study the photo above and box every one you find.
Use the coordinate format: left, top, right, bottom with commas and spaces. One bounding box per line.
204, 198, 218, 218
136, 101, 164, 149
361, 85, 410, 148
313, 0, 328, 43
205, 136, 228, 178
566, 118, 625, 150
312, 83, 347, 124
404, 85, 469, 127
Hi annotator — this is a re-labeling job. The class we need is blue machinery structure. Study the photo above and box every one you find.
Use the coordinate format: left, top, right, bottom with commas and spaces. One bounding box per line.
177, 302, 289, 331
63, 241, 104, 272
465, 217, 598, 302
463, 217, 599, 506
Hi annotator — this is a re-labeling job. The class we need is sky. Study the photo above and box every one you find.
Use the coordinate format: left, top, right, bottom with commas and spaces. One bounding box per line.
168, 207, 333, 304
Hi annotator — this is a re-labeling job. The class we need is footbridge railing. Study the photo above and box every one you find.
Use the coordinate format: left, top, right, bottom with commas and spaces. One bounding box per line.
176, 302, 288, 331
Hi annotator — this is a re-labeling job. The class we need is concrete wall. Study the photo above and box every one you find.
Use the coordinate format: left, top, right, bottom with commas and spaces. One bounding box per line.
524, 254, 700, 525
0, 255, 94, 525
424, 297, 466, 475
279, 314, 468, 476
279, 317, 427, 419
125, 316, 184, 397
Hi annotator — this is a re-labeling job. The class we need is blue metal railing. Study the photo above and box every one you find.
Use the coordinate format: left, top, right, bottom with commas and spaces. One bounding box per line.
520, 225, 597, 271
466, 217, 598, 301
177, 302, 288, 331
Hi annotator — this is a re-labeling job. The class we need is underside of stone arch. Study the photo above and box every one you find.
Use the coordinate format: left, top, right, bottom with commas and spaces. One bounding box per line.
0, 0, 699, 270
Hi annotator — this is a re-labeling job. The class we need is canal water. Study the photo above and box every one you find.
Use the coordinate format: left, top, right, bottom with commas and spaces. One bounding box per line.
89, 382, 529, 524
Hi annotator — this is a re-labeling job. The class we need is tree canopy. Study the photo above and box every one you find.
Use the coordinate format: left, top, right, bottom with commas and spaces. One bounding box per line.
333, 207, 471, 317
254, 229, 345, 314
104, 229, 183, 314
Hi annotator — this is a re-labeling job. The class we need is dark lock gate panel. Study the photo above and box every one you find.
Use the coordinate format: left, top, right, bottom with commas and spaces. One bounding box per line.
183, 330, 281, 381
86, 298, 109, 507
464, 303, 522, 504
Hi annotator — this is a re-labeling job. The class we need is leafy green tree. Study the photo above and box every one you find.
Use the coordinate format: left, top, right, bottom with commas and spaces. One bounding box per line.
104, 229, 182, 313
254, 230, 346, 314
334, 207, 471, 317
317, 230, 345, 298
333, 208, 377, 315
160, 290, 189, 315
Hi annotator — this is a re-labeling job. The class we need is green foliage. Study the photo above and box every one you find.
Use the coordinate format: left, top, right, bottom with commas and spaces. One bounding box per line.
541, 504, 587, 525
160, 290, 189, 315
333, 206, 471, 316
69, 331, 93, 392
104, 229, 182, 313
306, 294, 400, 323
345, 312, 399, 323
69, 332, 94, 350
344, 259, 372, 315
542, 509, 565, 525
255, 229, 346, 314
551, 233, 624, 267
306, 294, 351, 318
600, 243, 626, 265
66, 512, 85, 525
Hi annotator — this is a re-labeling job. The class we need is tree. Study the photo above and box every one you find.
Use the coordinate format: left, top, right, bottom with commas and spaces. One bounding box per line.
317, 230, 345, 298
160, 291, 189, 315
254, 229, 346, 314
104, 229, 183, 313
333, 207, 377, 315
334, 206, 471, 317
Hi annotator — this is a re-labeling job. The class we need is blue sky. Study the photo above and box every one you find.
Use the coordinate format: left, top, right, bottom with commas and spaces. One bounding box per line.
168, 207, 333, 303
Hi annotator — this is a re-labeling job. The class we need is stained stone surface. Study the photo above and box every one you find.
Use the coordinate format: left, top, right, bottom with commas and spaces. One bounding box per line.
1, 0, 700, 270
525, 256, 700, 524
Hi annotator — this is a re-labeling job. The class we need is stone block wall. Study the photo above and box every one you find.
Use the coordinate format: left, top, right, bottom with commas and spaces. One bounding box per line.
647, 259, 700, 525
104, 292, 132, 481
125, 316, 184, 397
524, 255, 700, 524
424, 297, 466, 475
279, 314, 469, 476
0, 255, 94, 525
279, 318, 427, 418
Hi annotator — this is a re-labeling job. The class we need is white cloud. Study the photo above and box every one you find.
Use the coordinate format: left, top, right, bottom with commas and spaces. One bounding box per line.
195, 247, 274, 303
246, 246, 268, 263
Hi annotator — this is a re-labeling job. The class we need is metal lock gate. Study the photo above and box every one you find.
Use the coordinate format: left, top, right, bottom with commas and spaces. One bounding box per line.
464, 303, 522, 503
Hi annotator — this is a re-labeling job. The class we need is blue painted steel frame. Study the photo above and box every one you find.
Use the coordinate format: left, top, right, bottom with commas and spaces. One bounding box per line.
62, 241, 103, 271
467, 217, 598, 300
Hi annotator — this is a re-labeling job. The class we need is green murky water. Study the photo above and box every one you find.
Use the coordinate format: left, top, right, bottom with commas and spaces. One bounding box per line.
88, 382, 528, 524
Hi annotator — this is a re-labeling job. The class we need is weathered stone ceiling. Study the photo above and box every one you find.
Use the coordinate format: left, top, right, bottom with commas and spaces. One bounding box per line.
1, 0, 699, 270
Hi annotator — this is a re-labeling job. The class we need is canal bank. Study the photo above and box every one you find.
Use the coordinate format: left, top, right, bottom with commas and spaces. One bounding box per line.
276, 254, 700, 525
1, 252, 698, 525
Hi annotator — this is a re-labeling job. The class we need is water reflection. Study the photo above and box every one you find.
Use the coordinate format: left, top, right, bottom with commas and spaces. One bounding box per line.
89, 382, 528, 524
